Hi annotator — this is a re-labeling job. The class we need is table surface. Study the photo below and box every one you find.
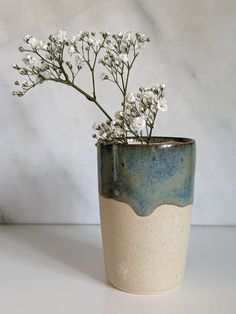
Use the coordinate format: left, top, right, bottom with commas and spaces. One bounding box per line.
0, 225, 235, 314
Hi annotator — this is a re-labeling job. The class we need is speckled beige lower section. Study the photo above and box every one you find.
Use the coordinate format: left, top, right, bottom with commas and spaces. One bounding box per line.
99, 196, 192, 295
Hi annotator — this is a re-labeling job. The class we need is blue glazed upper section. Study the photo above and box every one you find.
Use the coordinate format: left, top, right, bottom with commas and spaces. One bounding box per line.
97, 137, 196, 216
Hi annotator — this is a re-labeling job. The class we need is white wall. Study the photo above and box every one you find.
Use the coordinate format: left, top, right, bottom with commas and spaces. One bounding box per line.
0, 0, 235, 224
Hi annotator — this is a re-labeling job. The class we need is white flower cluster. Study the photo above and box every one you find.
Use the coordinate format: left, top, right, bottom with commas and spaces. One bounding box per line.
99, 32, 150, 77
92, 85, 167, 144
92, 120, 126, 142
12, 31, 90, 95
12, 30, 150, 97
23, 34, 48, 49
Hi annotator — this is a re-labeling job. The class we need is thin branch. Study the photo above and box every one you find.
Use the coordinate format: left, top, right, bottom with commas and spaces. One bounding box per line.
147, 110, 158, 142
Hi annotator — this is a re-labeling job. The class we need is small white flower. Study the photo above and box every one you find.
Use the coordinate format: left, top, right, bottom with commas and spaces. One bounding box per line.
23, 54, 39, 67
135, 42, 143, 53
131, 116, 146, 131
126, 92, 136, 104
101, 132, 108, 139
125, 101, 133, 108
69, 35, 77, 44
115, 111, 123, 119
100, 31, 110, 37
118, 53, 128, 63
76, 31, 84, 40
142, 90, 154, 104
75, 54, 84, 67
28, 37, 39, 48
105, 41, 115, 50
124, 32, 131, 42
38, 40, 47, 50
29, 58, 39, 67
125, 107, 131, 115
92, 122, 100, 130
157, 98, 167, 112
87, 36, 100, 50
68, 45, 75, 55
140, 113, 149, 120
137, 33, 146, 42
87, 37, 95, 45
55, 30, 67, 42
120, 43, 127, 53
117, 32, 123, 38
100, 73, 108, 80
143, 90, 153, 98
114, 127, 125, 137
40, 71, 51, 79
93, 40, 101, 50
48, 42, 58, 53
150, 104, 157, 113
24, 34, 31, 42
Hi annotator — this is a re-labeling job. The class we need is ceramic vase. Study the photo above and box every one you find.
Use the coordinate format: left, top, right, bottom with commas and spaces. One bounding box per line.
97, 137, 196, 294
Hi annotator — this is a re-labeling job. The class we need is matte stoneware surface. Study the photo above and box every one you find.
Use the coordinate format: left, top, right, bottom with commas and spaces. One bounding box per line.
100, 197, 192, 294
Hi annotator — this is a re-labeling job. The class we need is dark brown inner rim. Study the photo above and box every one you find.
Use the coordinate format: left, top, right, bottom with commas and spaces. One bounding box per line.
101, 137, 195, 147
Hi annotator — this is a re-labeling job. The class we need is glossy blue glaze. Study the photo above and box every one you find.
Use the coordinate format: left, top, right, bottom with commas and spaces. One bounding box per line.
97, 137, 196, 216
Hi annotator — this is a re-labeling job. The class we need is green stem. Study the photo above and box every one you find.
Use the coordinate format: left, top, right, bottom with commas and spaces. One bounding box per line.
91, 69, 96, 98
46, 77, 112, 121
69, 82, 112, 121
147, 111, 158, 143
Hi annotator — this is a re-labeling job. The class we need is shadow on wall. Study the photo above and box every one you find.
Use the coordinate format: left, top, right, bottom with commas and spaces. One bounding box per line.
0, 210, 13, 224
0, 159, 93, 223
0, 89, 98, 224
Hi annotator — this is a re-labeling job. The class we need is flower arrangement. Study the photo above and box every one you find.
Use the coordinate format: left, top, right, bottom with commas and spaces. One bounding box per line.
13, 30, 167, 144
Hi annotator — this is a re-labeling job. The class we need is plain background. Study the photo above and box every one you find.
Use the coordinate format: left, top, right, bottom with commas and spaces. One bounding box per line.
0, 0, 235, 224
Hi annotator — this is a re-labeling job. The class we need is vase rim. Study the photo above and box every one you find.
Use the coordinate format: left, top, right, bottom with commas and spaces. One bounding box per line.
98, 136, 195, 147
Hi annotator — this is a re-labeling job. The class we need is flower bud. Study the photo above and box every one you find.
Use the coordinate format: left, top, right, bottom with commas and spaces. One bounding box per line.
126, 92, 136, 104
100, 73, 108, 80
24, 34, 31, 42
19, 68, 27, 75
92, 122, 100, 130
12, 63, 19, 69
130, 116, 146, 131
12, 91, 24, 97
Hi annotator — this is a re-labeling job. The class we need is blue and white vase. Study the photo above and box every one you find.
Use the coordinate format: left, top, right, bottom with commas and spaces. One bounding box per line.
97, 137, 196, 294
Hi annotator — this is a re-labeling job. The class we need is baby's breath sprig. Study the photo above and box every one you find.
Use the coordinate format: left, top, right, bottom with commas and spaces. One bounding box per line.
13, 30, 112, 120
13, 30, 167, 145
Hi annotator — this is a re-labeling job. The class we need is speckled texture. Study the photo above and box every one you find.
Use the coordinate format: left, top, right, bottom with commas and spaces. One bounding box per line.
99, 196, 192, 294
97, 137, 196, 216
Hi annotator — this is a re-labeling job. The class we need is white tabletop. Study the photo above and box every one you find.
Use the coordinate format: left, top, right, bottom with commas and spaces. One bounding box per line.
0, 225, 235, 314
